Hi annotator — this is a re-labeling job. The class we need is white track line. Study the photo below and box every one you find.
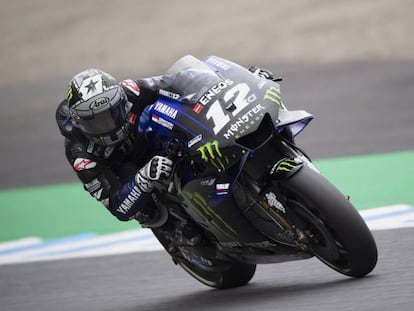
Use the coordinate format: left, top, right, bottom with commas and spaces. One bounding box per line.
0, 204, 413, 265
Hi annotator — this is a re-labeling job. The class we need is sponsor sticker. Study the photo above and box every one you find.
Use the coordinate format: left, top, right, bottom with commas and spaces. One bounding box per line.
188, 134, 203, 148
198, 79, 234, 106
73, 158, 97, 171
122, 79, 141, 96
151, 114, 174, 130
265, 192, 286, 213
216, 183, 230, 195
223, 103, 265, 139
159, 89, 180, 100
116, 185, 143, 215
193, 103, 204, 114
85, 178, 101, 192
205, 57, 231, 71
153, 102, 178, 119
89, 97, 109, 110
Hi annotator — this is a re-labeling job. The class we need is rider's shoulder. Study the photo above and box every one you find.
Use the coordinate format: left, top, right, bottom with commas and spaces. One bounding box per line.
56, 99, 73, 138
120, 76, 162, 95
65, 128, 90, 155
120, 79, 141, 99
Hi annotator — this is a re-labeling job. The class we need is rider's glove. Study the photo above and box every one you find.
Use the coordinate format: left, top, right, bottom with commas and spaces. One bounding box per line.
248, 66, 276, 80
136, 156, 173, 192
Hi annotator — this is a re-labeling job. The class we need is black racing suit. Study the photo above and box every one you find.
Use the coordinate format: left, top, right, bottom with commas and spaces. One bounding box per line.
56, 77, 162, 221
56, 66, 274, 223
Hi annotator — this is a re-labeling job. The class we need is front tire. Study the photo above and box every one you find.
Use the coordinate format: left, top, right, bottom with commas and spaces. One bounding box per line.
283, 164, 378, 277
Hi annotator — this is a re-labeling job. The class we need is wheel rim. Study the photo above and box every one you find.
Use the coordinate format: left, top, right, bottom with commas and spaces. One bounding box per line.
288, 199, 353, 273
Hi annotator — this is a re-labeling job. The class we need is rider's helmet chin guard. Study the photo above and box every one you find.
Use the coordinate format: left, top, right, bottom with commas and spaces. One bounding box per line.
67, 68, 132, 146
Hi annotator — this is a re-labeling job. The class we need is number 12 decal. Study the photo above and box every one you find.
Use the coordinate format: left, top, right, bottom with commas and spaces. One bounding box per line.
206, 83, 256, 134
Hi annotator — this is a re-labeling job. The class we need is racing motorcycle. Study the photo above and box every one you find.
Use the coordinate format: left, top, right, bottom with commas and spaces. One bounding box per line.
138, 55, 378, 289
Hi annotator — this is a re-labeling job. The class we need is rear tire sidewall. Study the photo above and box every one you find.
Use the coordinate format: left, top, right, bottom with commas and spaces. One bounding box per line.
178, 260, 256, 289
152, 229, 256, 289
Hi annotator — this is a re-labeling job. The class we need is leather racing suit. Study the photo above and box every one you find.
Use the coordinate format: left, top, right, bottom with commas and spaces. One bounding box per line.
55, 65, 275, 224
56, 77, 162, 222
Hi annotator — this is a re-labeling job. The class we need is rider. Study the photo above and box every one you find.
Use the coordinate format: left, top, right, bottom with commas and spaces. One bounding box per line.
55, 59, 275, 226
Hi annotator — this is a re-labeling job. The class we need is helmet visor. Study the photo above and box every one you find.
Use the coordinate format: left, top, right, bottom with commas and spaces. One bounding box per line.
73, 87, 131, 136
77, 102, 128, 135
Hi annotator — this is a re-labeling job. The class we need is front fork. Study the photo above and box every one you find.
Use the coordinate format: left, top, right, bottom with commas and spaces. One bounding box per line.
238, 137, 320, 249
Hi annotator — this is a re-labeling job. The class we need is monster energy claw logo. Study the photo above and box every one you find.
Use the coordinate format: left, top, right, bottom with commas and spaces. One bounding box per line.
197, 140, 221, 161
270, 158, 301, 174
264, 86, 282, 107
197, 140, 229, 171
183, 191, 238, 237
66, 85, 73, 104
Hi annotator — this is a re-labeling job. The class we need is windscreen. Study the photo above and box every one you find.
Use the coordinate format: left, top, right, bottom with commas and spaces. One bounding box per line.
160, 55, 222, 104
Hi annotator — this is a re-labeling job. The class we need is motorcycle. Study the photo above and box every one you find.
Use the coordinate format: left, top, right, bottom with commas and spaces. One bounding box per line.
137, 55, 378, 289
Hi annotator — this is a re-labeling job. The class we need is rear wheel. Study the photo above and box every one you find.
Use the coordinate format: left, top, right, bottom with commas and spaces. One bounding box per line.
177, 260, 256, 289
282, 165, 378, 277
152, 227, 256, 289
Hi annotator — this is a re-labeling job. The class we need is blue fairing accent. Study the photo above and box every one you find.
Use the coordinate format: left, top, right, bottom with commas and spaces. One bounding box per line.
138, 99, 211, 150
176, 108, 214, 135
138, 106, 151, 133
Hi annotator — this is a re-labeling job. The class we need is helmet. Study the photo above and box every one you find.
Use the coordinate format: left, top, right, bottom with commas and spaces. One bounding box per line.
66, 69, 131, 146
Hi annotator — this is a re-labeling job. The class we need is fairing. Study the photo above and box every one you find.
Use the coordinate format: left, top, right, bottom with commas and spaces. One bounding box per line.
141, 55, 312, 146
138, 56, 314, 245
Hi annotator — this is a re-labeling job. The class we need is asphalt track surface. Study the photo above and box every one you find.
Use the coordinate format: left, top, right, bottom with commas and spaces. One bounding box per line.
0, 228, 412, 311
1, 60, 414, 311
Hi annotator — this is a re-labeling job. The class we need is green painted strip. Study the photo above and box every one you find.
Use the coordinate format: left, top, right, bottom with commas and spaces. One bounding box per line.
0, 183, 139, 242
0, 150, 413, 242
314, 150, 414, 210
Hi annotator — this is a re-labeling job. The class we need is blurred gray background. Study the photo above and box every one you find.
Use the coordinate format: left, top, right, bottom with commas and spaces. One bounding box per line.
0, 0, 413, 189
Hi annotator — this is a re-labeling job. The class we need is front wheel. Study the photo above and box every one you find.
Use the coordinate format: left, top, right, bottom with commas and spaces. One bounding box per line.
282, 165, 378, 277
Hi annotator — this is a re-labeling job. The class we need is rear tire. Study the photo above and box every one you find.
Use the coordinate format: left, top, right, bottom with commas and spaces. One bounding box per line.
283, 164, 378, 277
152, 228, 256, 289
178, 260, 256, 289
